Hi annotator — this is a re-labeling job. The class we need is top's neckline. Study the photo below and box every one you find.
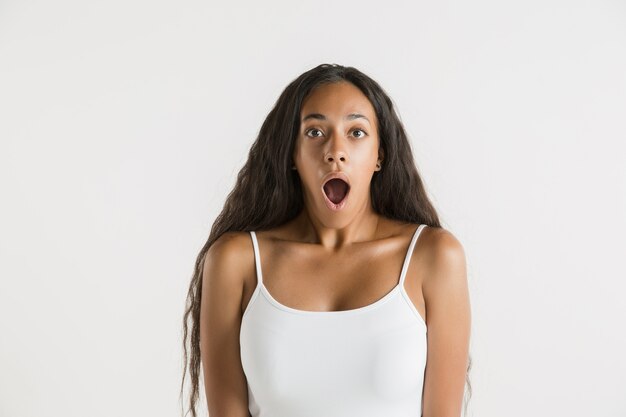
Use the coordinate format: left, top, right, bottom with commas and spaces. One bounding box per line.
258, 281, 401, 316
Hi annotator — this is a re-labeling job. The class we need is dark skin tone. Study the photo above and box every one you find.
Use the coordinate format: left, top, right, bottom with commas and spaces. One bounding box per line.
201, 81, 471, 417
241, 81, 429, 317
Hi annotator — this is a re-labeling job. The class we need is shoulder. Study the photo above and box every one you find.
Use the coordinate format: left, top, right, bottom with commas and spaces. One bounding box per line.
418, 226, 468, 301
207, 230, 253, 255
203, 231, 255, 289
205, 231, 253, 263
420, 226, 465, 261
397, 221, 465, 268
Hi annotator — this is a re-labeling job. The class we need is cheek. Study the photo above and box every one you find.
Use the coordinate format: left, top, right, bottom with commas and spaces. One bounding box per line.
294, 152, 317, 176
352, 143, 379, 165
293, 140, 316, 162
293, 150, 319, 184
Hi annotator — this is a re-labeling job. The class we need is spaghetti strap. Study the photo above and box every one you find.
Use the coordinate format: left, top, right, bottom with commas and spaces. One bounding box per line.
249, 231, 264, 285
398, 224, 428, 287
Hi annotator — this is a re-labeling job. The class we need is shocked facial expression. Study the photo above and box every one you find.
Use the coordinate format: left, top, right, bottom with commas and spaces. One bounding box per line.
293, 81, 383, 223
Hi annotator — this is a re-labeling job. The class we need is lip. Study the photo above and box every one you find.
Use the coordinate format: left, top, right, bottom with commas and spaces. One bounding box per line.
321, 171, 351, 211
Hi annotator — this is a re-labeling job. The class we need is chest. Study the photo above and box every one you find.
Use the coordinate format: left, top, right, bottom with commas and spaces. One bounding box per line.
241, 236, 427, 320
239, 227, 429, 417
240, 285, 428, 417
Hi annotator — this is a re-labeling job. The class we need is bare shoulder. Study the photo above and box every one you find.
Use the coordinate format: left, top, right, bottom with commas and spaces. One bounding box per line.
203, 231, 254, 286
419, 226, 467, 287
420, 226, 465, 259
201, 231, 256, 317
206, 230, 252, 258
418, 226, 469, 318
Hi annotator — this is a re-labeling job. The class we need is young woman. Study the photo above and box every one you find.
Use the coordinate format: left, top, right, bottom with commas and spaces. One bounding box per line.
181, 63, 472, 417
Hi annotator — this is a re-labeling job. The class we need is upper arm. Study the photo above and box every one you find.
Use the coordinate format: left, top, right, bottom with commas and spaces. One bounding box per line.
421, 228, 472, 417
200, 231, 252, 417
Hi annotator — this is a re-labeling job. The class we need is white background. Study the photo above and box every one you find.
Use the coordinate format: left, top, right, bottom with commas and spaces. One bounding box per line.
1, 1, 625, 416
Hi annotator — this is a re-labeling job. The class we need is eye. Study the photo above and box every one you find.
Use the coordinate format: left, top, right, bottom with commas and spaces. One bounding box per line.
305, 128, 323, 138
352, 128, 367, 138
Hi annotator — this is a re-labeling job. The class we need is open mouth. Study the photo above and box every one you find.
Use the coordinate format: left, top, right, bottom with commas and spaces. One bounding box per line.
322, 178, 351, 208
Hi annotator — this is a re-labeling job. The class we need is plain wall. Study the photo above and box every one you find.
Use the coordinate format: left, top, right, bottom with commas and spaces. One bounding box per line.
1, 0, 625, 416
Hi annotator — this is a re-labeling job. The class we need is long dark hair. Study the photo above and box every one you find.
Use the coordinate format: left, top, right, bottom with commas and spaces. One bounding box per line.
180, 63, 473, 417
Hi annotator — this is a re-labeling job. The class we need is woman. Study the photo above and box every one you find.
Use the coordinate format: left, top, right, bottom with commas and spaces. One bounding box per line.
181, 63, 472, 417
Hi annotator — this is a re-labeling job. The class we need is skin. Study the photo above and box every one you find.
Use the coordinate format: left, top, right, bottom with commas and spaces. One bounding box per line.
200, 81, 472, 417
291, 80, 384, 248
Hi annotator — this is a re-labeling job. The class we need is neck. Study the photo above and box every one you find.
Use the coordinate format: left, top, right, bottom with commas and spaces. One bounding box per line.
291, 203, 381, 251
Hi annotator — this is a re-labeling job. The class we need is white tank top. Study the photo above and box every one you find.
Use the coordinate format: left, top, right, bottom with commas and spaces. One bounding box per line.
240, 224, 428, 417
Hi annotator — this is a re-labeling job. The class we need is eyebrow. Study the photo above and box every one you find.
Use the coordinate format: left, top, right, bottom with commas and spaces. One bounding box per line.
301, 113, 370, 124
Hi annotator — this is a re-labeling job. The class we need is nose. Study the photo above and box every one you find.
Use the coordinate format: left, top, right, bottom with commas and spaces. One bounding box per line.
325, 152, 347, 164
324, 134, 348, 165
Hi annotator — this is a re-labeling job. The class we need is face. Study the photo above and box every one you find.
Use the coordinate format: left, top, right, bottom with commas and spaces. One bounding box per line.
293, 81, 383, 224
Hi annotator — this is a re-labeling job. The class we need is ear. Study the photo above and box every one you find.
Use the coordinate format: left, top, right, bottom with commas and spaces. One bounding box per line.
377, 146, 385, 169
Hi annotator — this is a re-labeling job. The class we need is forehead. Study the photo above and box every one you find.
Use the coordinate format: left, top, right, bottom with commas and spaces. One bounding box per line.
300, 81, 376, 122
